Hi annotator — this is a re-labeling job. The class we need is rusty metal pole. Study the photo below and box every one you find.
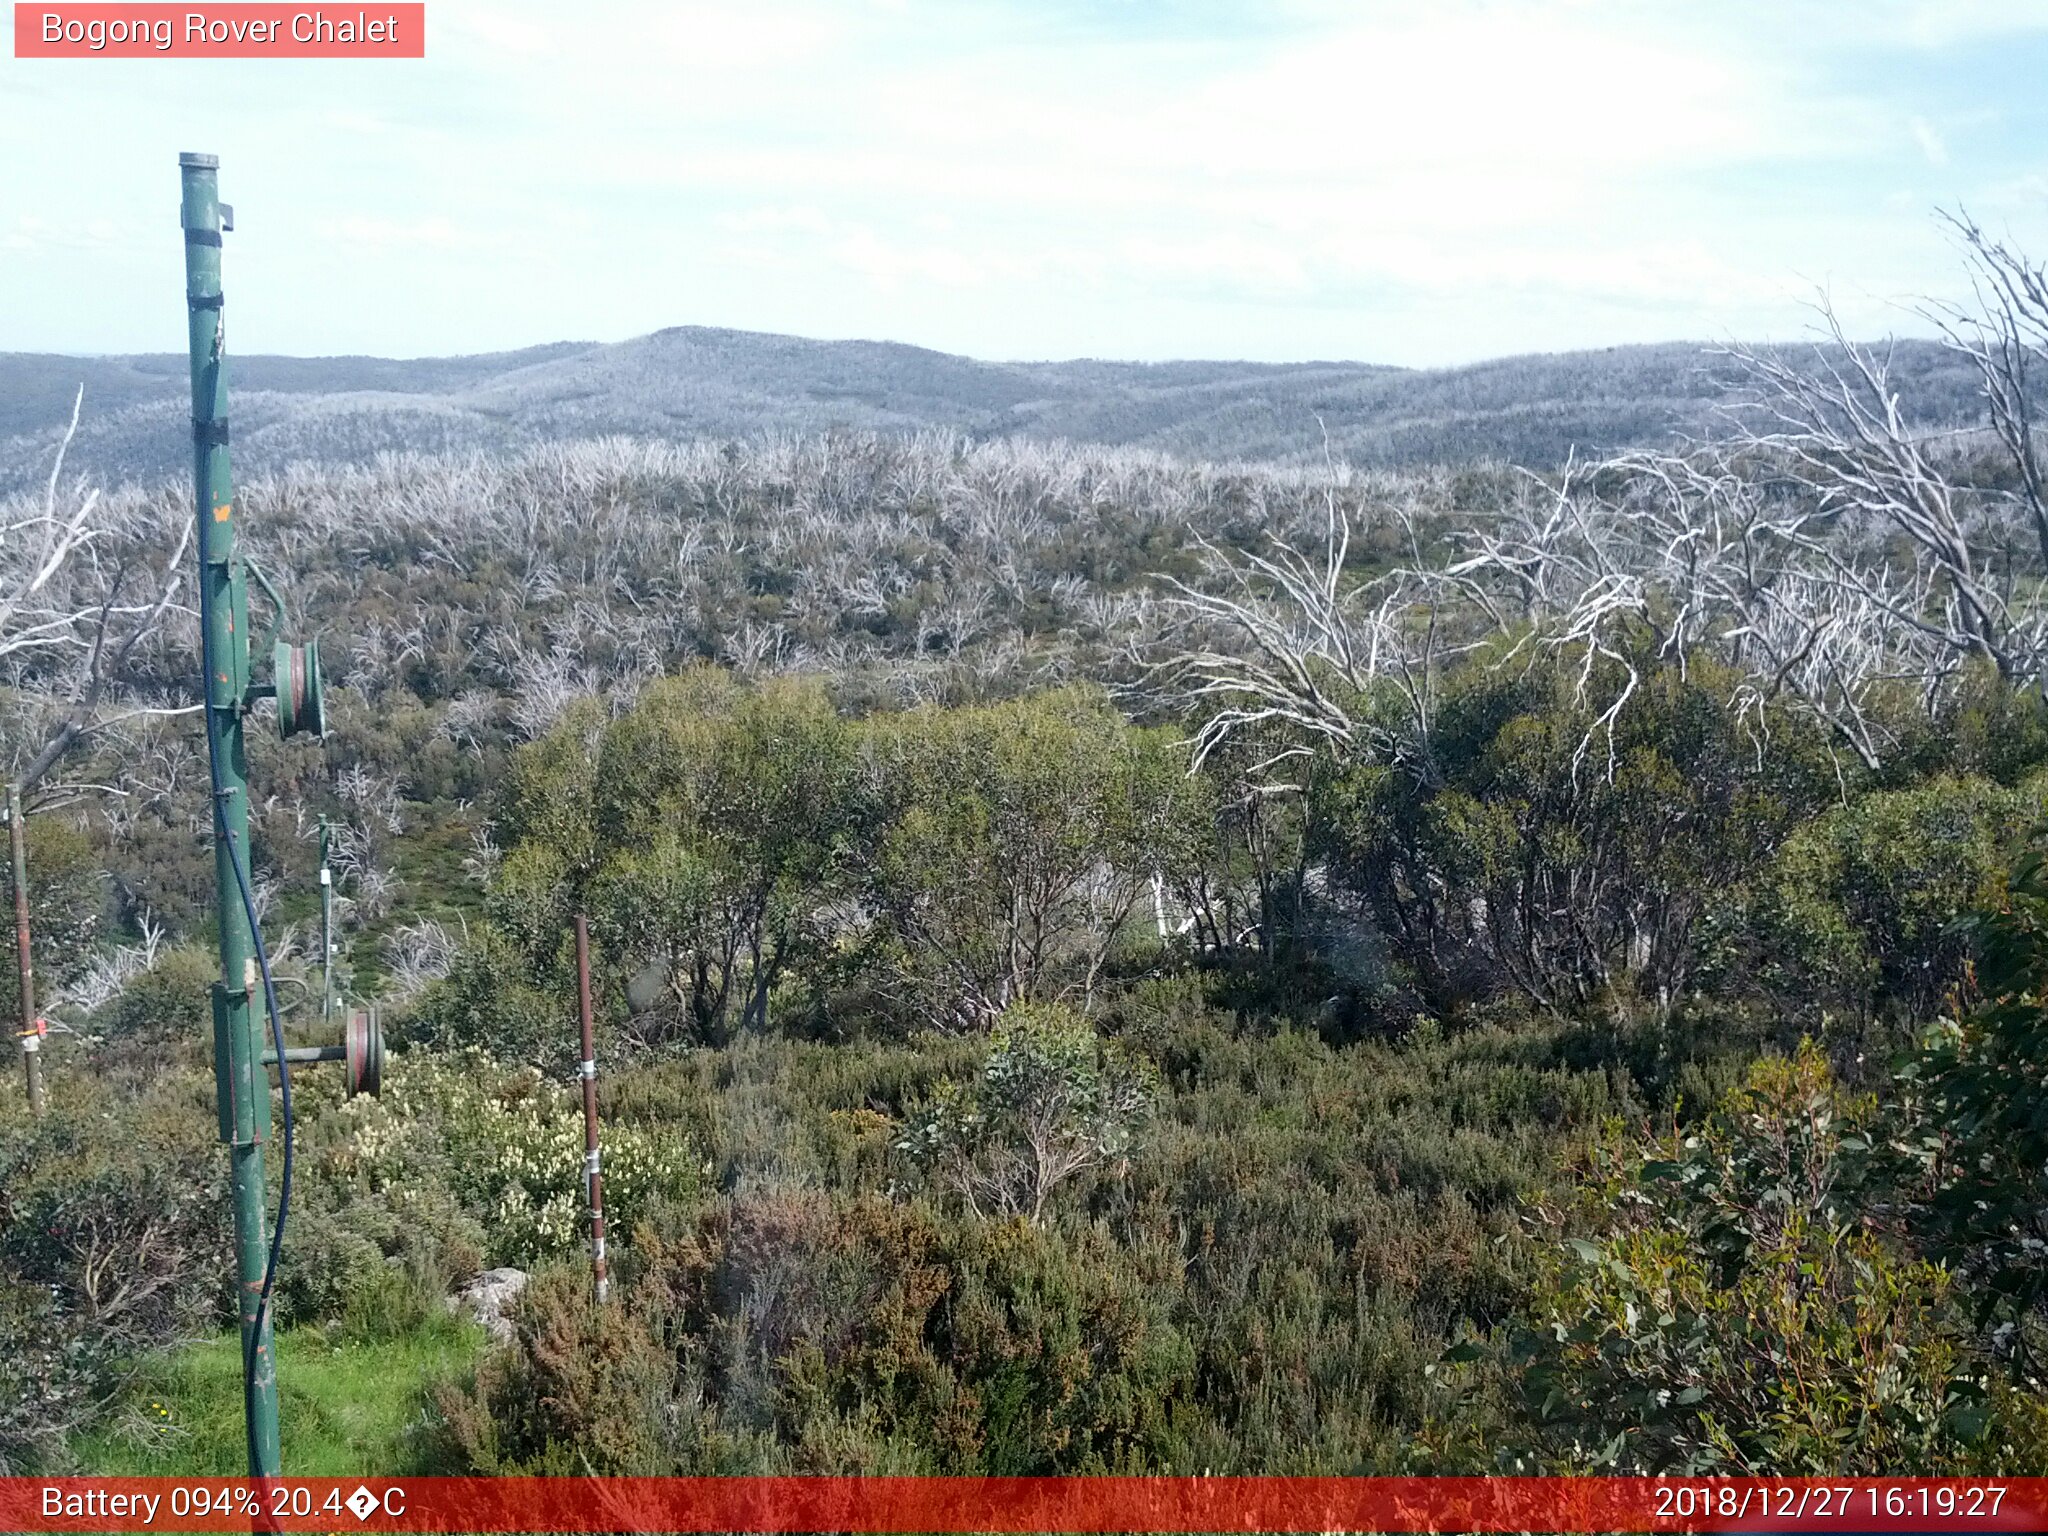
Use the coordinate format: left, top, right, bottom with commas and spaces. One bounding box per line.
573, 913, 609, 1302
7, 785, 44, 1116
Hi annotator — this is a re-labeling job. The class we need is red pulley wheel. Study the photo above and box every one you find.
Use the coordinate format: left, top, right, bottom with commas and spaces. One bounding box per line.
344, 1007, 384, 1098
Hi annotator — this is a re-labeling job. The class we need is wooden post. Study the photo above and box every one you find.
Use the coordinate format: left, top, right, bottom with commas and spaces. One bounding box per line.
573, 913, 609, 1303
7, 784, 44, 1116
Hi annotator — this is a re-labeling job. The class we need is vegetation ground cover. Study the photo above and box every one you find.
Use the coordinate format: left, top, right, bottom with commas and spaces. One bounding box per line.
12, 247, 2048, 1472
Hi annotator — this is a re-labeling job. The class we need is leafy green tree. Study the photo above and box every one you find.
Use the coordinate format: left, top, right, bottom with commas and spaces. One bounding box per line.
587, 670, 858, 1043
1745, 776, 2030, 1023
1320, 649, 1829, 1015
484, 695, 608, 957
861, 688, 1192, 1028
484, 670, 860, 1046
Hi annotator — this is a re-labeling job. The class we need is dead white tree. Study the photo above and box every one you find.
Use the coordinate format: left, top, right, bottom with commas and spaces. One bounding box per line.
1446, 266, 2048, 774
1158, 449, 1454, 794
1926, 211, 2048, 577
2, 388, 196, 799
383, 916, 459, 1001
1727, 316, 2047, 685
1443, 445, 1920, 773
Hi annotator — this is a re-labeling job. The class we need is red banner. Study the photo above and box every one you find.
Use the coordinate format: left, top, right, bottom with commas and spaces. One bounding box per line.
13, 5, 425, 58
5, 1477, 2047, 1533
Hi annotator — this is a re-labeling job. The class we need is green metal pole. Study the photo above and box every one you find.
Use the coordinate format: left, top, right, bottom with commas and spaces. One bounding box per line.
180, 150, 281, 1479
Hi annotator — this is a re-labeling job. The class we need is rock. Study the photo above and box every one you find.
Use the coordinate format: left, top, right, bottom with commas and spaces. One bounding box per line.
448, 1266, 527, 1344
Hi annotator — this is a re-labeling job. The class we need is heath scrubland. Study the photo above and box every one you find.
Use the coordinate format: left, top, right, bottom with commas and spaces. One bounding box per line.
12, 232, 2048, 1476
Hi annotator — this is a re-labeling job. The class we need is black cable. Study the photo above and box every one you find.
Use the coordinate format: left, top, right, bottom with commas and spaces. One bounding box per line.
196, 555, 294, 1476
230, 804, 293, 1475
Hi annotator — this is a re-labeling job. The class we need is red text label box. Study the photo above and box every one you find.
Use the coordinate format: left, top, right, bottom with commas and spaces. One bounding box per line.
14, 4, 425, 57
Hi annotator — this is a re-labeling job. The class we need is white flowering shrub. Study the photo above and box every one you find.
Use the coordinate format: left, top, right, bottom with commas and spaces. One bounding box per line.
328, 1047, 699, 1265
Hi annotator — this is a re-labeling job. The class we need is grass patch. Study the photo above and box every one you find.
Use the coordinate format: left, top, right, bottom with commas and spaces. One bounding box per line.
73, 1314, 485, 1476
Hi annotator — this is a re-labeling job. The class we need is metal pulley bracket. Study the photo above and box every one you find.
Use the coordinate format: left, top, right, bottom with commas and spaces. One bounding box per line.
345, 1006, 384, 1098
257, 1004, 384, 1098
273, 636, 325, 738
241, 558, 324, 738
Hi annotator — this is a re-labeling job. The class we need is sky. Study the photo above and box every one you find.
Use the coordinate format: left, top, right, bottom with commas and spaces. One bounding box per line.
6, 0, 2048, 366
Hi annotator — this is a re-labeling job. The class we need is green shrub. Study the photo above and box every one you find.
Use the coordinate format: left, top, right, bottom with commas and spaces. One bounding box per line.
435, 1184, 1197, 1475
0, 1277, 116, 1473
0, 811, 103, 1025
1483, 1042, 2048, 1473
433, 1259, 696, 1475
0, 1067, 227, 1472
390, 996, 1645, 1478
1744, 776, 2031, 1023
91, 946, 216, 1043
896, 1004, 1157, 1225
279, 1174, 486, 1332
1907, 830, 2048, 1355
1319, 648, 1831, 1016
406, 926, 573, 1072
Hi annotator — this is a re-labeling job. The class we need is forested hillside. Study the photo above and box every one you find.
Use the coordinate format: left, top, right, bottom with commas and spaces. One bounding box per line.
0, 328, 1992, 495
9, 266, 2048, 1479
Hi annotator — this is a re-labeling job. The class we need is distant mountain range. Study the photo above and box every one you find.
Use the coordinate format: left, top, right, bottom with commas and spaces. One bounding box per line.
0, 326, 1989, 494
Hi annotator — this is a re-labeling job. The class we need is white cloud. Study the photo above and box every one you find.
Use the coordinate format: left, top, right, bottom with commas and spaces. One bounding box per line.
1911, 115, 1950, 166
8, 0, 2048, 361
442, 9, 551, 57
1877, 0, 2048, 49
311, 216, 474, 250
0, 214, 128, 254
